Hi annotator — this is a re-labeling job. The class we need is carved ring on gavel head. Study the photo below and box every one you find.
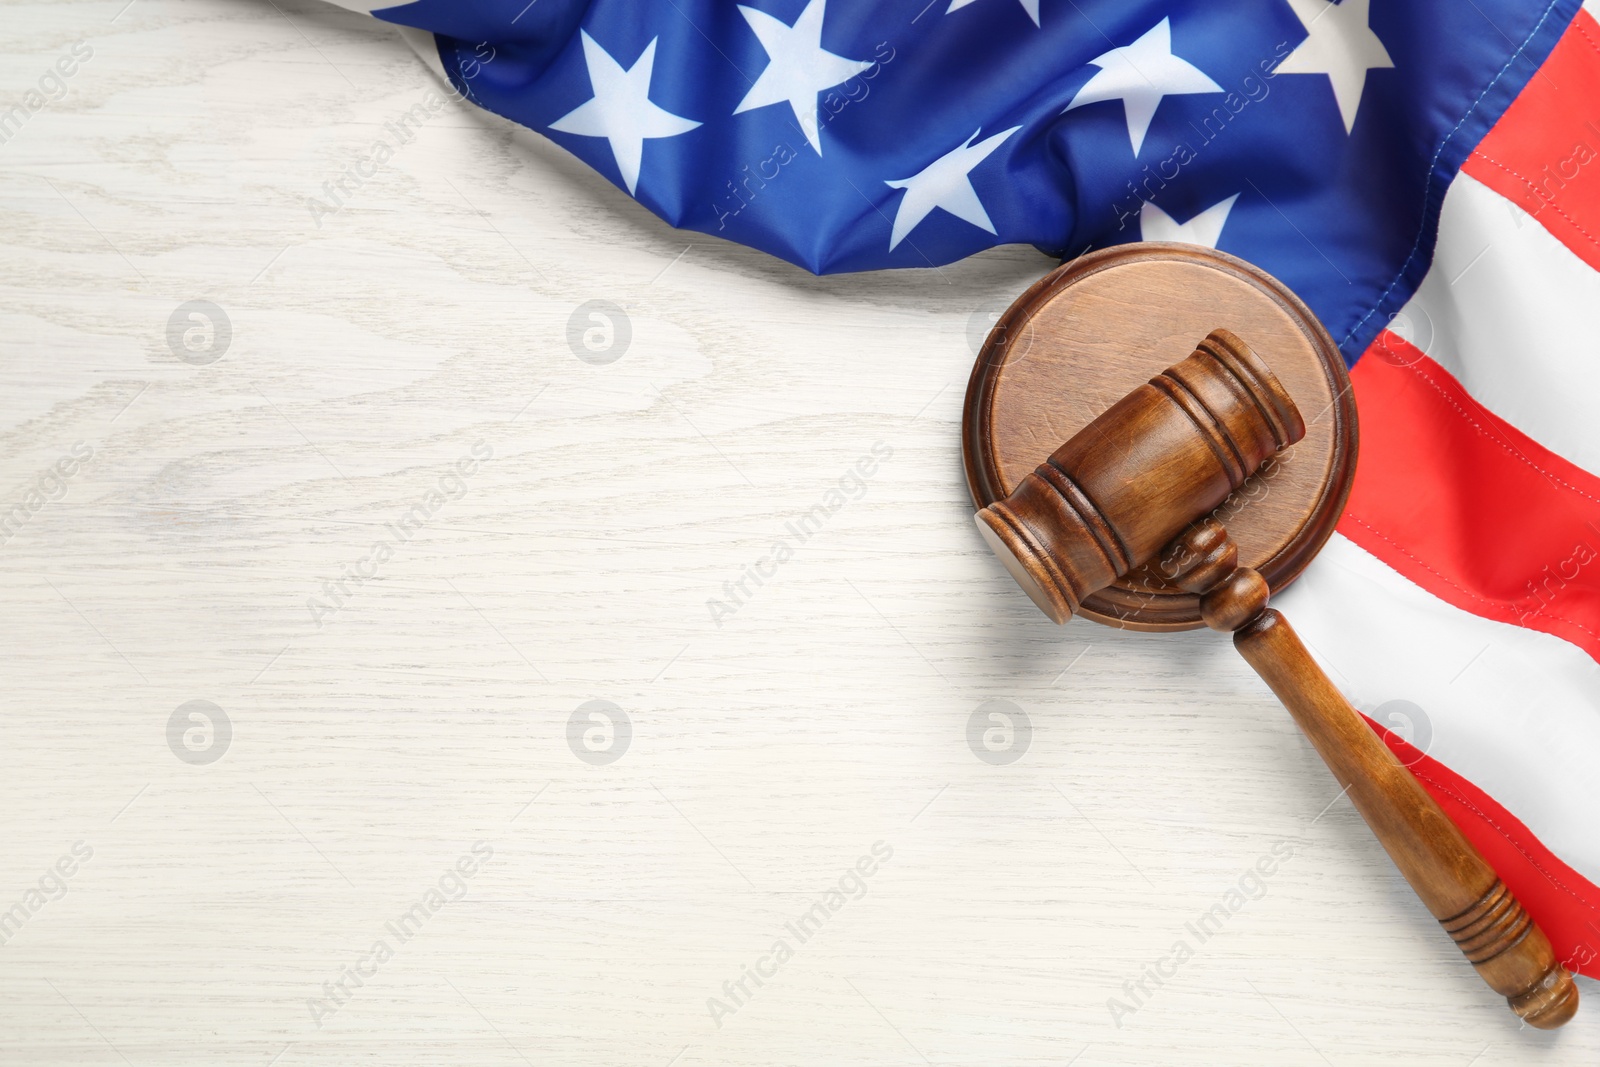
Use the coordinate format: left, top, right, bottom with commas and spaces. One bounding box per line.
962, 243, 1578, 1029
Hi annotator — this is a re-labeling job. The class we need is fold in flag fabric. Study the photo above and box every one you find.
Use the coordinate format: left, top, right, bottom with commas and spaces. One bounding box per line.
320, 0, 1600, 977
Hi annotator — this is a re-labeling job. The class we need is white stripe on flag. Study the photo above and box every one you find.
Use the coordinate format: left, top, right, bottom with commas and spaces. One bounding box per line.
1278, 534, 1600, 884
1389, 172, 1600, 475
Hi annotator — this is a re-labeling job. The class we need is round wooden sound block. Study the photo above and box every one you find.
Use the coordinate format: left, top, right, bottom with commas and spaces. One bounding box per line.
963, 243, 1358, 631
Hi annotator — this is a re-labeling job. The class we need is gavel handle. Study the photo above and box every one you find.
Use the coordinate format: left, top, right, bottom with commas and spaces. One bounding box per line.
1168, 520, 1578, 1029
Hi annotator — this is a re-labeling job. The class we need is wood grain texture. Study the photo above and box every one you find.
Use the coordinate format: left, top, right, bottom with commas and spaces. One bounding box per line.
0, 1, 1595, 1064
971, 322, 1315, 628
964, 244, 1356, 630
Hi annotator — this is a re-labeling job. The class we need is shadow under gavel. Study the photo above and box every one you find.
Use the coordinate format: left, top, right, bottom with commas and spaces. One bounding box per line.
976, 329, 1578, 1029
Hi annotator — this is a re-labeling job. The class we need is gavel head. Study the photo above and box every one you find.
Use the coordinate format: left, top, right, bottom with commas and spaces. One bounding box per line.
975, 329, 1306, 623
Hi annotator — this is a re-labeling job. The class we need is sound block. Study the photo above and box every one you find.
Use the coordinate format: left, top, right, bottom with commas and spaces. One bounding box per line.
962, 243, 1358, 631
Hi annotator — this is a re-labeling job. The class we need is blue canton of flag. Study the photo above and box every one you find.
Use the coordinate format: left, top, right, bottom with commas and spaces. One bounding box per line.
370, 0, 1577, 361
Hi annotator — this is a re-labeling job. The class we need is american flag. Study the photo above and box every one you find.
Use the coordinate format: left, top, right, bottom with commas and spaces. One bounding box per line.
323, 0, 1600, 977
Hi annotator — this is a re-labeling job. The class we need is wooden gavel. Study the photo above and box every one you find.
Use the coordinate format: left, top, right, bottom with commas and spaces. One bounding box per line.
976, 329, 1579, 1028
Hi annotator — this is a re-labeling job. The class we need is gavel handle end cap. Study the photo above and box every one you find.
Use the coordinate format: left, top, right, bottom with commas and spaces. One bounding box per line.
1511, 966, 1579, 1030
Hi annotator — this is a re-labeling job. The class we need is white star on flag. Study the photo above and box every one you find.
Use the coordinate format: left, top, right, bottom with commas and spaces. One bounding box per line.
1276, 0, 1394, 134
1139, 194, 1239, 248
884, 126, 1021, 250
1064, 17, 1221, 155
550, 32, 701, 196
734, 0, 872, 156
946, 0, 1041, 28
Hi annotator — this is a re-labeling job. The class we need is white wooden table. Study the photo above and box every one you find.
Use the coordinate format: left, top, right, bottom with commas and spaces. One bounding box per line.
2, 1, 1594, 1063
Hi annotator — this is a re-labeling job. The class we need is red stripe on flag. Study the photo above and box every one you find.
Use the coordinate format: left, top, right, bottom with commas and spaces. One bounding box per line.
1364, 714, 1600, 980
1335, 6, 1600, 987
1464, 8, 1600, 272
1340, 334, 1600, 662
